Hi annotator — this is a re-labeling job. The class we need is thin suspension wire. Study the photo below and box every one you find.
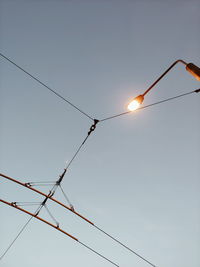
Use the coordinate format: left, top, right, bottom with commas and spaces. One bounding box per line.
14, 202, 42, 206
0, 216, 33, 261
78, 241, 120, 267
0, 52, 93, 121
28, 181, 56, 184
1, 173, 158, 267
44, 205, 59, 226
93, 225, 156, 267
28, 183, 56, 187
1, 199, 120, 267
59, 185, 74, 208
66, 134, 90, 169
0, 202, 43, 261
0, 183, 59, 260
1, 88, 196, 265
100, 89, 199, 122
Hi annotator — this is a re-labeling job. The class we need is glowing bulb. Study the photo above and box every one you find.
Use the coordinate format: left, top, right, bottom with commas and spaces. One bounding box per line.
127, 100, 140, 111
127, 94, 144, 111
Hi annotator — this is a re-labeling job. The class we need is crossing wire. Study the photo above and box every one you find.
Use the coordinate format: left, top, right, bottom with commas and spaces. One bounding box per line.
1, 88, 198, 265
1, 173, 158, 267
1, 199, 120, 267
0, 52, 93, 121
1, 52, 199, 266
100, 89, 200, 122
0, 187, 58, 260
0, 202, 43, 261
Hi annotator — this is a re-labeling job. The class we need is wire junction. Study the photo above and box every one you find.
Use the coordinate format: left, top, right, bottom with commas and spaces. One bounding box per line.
1, 52, 199, 266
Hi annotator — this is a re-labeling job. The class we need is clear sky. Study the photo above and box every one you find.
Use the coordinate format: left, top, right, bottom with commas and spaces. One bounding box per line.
0, 1, 200, 267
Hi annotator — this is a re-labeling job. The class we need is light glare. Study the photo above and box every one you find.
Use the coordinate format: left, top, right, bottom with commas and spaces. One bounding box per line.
127, 100, 140, 111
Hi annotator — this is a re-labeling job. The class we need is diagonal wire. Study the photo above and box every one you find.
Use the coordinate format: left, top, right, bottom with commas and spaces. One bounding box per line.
0, 216, 33, 261
44, 205, 59, 226
100, 89, 200, 122
64, 120, 99, 171
78, 241, 120, 267
59, 185, 74, 209
0, 52, 93, 120
14, 202, 42, 206
0, 203, 42, 261
1, 173, 159, 267
0, 187, 59, 260
2, 198, 121, 267
93, 225, 156, 267
66, 134, 90, 169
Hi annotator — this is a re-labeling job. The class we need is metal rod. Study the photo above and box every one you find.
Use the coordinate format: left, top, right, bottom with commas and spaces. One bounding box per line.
0, 173, 94, 225
0, 199, 78, 241
142, 59, 187, 96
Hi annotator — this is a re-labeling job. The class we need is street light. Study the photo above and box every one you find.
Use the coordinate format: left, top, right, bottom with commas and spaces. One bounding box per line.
128, 59, 200, 111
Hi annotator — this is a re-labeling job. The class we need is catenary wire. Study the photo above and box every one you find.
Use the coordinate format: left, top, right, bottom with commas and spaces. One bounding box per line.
93, 225, 156, 267
66, 134, 90, 169
1, 199, 120, 267
14, 202, 42, 206
0, 216, 33, 261
59, 185, 74, 208
0, 129, 97, 262
1, 173, 158, 267
64, 119, 99, 170
78, 241, 120, 267
44, 205, 59, 226
0, 52, 93, 121
0, 181, 60, 260
1, 76, 197, 265
100, 89, 200, 122
0, 201, 43, 261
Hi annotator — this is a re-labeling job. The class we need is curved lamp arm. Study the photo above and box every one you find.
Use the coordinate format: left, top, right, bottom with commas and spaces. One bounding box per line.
127, 59, 200, 111
142, 59, 188, 97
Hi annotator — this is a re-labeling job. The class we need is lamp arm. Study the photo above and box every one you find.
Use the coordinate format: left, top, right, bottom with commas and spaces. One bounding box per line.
142, 59, 187, 97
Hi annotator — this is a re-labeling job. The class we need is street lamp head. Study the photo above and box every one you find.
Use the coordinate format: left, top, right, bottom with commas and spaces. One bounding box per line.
186, 63, 200, 81
127, 60, 199, 112
127, 94, 144, 111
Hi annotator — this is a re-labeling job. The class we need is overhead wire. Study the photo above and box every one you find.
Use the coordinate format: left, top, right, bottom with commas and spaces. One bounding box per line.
44, 205, 60, 227
62, 119, 99, 172
1, 173, 158, 267
59, 184, 74, 209
1, 87, 199, 265
0, 216, 34, 261
13, 202, 42, 206
0, 182, 59, 260
93, 225, 156, 267
100, 89, 200, 122
1, 51, 199, 266
0, 52, 93, 121
0, 201, 43, 261
1, 199, 120, 267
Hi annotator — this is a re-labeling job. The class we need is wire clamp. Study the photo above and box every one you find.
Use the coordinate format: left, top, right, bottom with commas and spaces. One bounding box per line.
56, 168, 67, 185
70, 205, 75, 211
88, 119, 99, 136
25, 182, 32, 187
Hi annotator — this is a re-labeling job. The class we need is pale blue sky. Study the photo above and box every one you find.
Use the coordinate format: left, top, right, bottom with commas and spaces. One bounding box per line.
0, 1, 200, 267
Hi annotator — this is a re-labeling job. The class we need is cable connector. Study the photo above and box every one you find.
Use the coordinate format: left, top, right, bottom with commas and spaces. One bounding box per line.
70, 205, 75, 212
56, 168, 67, 185
25, 182, 32, 187
88, 119, 99, 136
195, 88, 200, 93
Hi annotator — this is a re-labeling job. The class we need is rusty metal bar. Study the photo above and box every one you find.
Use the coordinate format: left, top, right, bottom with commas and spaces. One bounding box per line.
0, 199, 78, 241
0, 173, 94, 225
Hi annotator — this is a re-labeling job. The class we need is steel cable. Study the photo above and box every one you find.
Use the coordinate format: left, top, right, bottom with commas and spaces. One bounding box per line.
0, 52, 93, 120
